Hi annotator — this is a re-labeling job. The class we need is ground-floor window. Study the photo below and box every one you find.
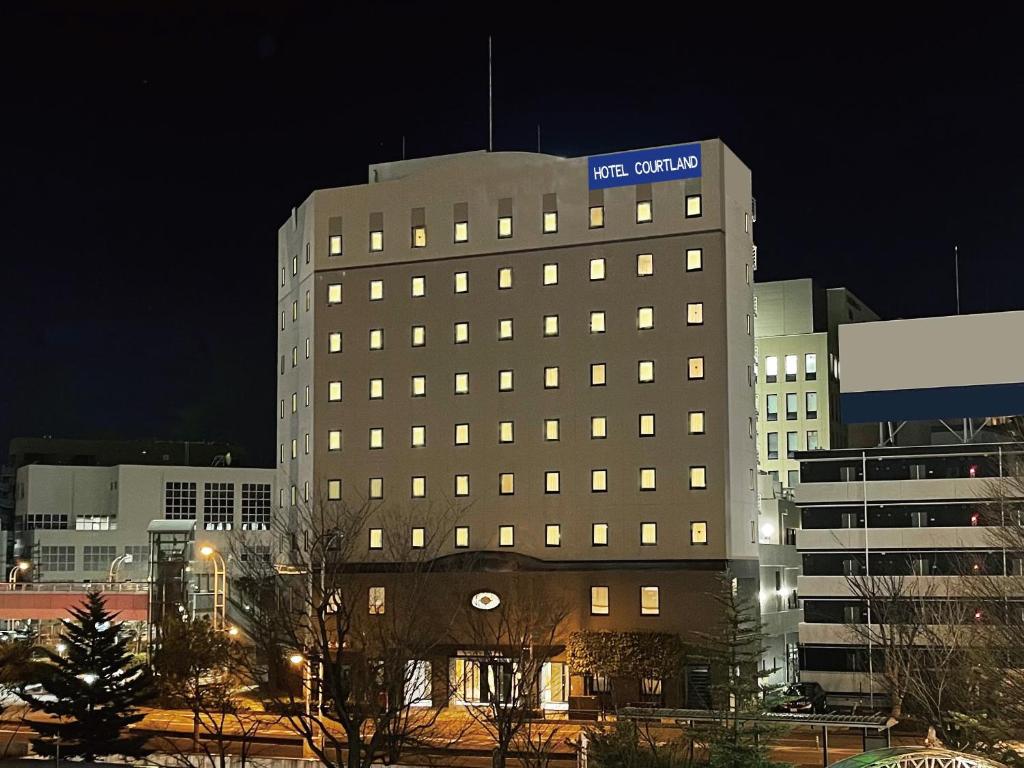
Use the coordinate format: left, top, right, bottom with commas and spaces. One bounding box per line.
539, 661, 568, 709
640, 677, 664, 705
583, 673, 612, 695
405, 659, 431, 707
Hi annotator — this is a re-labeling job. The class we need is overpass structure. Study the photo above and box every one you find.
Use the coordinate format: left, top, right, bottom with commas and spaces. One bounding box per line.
0, 582, 148, 622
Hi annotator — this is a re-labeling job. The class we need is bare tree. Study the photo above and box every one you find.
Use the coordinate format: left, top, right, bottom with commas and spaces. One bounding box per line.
457, 577, 569, 768
229, 496, 468, 768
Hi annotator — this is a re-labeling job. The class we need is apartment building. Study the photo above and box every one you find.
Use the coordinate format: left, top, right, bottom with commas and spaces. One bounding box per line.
276, 141, 760, 707
754, 279, 878, 488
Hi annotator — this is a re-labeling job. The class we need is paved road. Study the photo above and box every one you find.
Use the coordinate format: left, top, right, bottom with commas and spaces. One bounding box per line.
0, 706, 925, 767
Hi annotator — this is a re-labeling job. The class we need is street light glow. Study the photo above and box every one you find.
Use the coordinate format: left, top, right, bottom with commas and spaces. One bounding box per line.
55, 643, 67, 654
289, 653, 304, 665
17, 562, 29, 571
228, 626, 239, 637
79, 673, 98, 685
200, 545, 215, 557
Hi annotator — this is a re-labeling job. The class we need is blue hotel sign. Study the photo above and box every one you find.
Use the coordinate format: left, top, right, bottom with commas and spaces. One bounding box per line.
588, 143, 702, 190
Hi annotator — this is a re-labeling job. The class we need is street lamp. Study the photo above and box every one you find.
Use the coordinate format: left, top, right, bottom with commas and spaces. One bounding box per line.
108, 553, 133, 584
8, 561, 29, 587
199, 545, 227, 631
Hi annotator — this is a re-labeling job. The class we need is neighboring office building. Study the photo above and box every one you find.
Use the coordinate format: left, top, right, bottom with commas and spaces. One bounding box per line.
754, 279, 878, 488
277, 140, 760, 709
794, 310, 1024, 705
7, 463, 276, 639
757, 472, 802, 687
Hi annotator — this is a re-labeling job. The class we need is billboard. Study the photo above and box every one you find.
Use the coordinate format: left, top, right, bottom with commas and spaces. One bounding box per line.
588, 143, 702, 190
839, 310, 1024, 423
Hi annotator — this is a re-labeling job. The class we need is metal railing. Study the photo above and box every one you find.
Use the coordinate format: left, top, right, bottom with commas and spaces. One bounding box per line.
0, 581, 148, 593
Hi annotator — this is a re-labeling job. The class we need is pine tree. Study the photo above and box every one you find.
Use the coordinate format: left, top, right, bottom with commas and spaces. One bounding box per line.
690, 573, 790, 768
21, 590, 155, 761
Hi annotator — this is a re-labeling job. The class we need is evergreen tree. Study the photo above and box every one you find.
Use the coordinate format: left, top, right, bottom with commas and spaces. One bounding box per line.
689, 573, 790, 768
21, 590, 155, 760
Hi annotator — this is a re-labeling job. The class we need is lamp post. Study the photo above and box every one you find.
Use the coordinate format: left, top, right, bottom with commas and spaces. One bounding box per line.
199, 545, 227, 631
8, 561, 29, 588
108, 553, 134, 585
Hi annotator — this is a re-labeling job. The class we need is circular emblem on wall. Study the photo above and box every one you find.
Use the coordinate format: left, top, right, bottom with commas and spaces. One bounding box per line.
471, 591, 501, 611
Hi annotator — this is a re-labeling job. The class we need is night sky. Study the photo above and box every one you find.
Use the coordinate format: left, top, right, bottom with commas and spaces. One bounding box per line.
3, 5, 1023, 467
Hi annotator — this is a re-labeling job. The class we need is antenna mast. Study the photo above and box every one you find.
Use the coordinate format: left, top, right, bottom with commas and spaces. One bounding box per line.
488, 36, 493, 152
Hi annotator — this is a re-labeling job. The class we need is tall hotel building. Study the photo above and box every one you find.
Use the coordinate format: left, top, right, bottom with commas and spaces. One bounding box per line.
276, 142, 758, 706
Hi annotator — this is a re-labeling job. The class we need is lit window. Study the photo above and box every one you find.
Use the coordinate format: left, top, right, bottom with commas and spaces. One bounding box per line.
691, 521, 708, 545
689, 466, 707, 489
685, 248, 703, 272
640, 468, 656, 491
591, 469, 608, 493
590, 258, 605, 280
412, 226, 427, 248
454, 372, 469, 395
498, 216, 513, 238
765, 356, 778, 382
305, 386, 310, 407
807, 430, 819, 450
688, 357, 705, 380
767, 432, 779, 460
454, 322, 469, 344
328, 284, 343, 304
305, 290, 310, 311
369, 427, 383, 449
291, 300, 298, 320
637, 253, 653, 276
412, 325, 426, 347
292, 347, 298, 367
499, 370, 514, 391
687, 303, 704, 325
328, 381, 342, 402
545, 523, 561, 546
640, 586, 660, 616
785, 354, 798, 381
291, 392, 298, 412
543, 263, 558, 285
688, 411, 706, 434
454, 221, 469, 243
455, 423, 470, 445
499, 421, 514, 444
369, 528, 383, 550
329, 235, 342, 256
686, 194, 702, 217
544, 315, 559, 337
370, 230, 383, 252
290, 439, 297, 459
292, 255, 298, 275
636, 200, 652, 223
304, 433, 310, 454
499, 318, 514, 340
369, 280, 384, 301
805, 353, 817, 380
412, 527, 426, 548
305, 338, 310, 359
544, 419, 560, 441
369, 586, 385, 614
590, 311, 606, 334
638, 307, 654, 330
454, 271, 469, 293
369, 378, 384, 399
499, 473, 515, 495
455, 474, 470, 497
328, 430, 342, 451
455, 527, 470, 548
499, 525, 515, 546
328, 479, 342, 500
545, 471, 560, 494
328, 332, 342, 353
641, 522, 657, 545
369, 328, 384, 350
591, 586, 609, 615
407, 277, 424, 299
411, 425, 426, 448
786, 393, 799, 420
589, 205, 604, 228
544, 366, 559, 389
411, 375, 426, 397
498, 267, 513, 289
787, 430, 799, 458
638, 360, 655, 383
591, 416, 607, 439
543, 211, 558, 233
411, 476, 426, 498
592, 524, 609, 547
639, 413, 655, 437
591, 363, 606, 386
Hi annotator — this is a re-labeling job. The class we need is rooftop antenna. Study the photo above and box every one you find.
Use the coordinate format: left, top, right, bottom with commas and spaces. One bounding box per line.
954, 244, 961, 314
402, 135, 406, 160
488, 35, 493, 152
537, 123, 541, 153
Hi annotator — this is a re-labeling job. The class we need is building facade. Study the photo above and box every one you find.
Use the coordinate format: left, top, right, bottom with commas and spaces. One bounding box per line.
754, 279, 877, 488
276, 142, 760, 707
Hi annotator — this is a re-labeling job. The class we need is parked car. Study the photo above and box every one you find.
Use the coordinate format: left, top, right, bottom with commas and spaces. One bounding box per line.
775, 682, 829, 714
